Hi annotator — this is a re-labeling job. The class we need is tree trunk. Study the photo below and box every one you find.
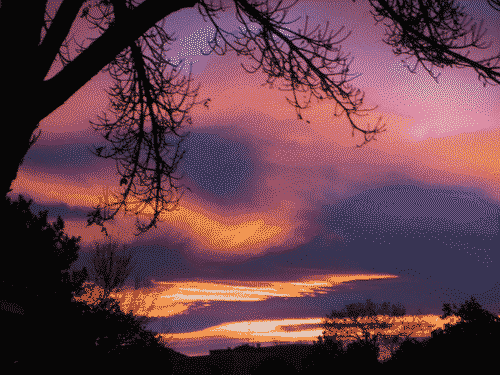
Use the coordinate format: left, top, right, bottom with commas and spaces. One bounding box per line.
0, 0, 199, 198
0, 1, 46, 198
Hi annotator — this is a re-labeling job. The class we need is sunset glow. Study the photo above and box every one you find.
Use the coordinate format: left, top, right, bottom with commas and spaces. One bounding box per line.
161, 314, 465, 357
103, 274, 399, 318
11, 0, 500, 360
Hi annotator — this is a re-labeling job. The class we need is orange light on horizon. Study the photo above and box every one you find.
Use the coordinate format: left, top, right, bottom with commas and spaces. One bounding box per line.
160, 314, 467, 359
106, 274, 398, 318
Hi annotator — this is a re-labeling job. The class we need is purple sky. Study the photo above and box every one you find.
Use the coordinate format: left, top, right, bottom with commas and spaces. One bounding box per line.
11, 0, 500, 356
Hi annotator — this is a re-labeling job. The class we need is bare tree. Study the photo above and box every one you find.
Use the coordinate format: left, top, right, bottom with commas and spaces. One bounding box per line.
1, 0, 387, 237
7, 0, 498, 237
364, 0, 500, 86
81, 235, 137, 307
86, 0, 388, 236
322, 299, 407, 344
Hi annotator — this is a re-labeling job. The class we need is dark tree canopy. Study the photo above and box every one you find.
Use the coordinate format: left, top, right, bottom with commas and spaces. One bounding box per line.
0, 195, 171, 370
440, 295, 500, 325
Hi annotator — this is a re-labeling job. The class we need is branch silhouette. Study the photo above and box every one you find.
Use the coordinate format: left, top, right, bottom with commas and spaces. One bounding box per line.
2, 0, 498, 236
366, 0, 500, 86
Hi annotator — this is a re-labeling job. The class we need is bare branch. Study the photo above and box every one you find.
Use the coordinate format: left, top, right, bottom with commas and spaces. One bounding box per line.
368, 0, 500, 86
323, 299, 406, 343
198, 0, 387, 147
86, 236, 137, 305
86, 7, 207, 235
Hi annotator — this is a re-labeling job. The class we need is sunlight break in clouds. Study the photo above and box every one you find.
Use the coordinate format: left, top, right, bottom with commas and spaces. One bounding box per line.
108, 274, 398, 318
161, 314, 465, 358
97, 185, 291, 253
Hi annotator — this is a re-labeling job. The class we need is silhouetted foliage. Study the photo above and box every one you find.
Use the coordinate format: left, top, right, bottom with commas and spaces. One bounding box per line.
385, 296, 500, 372
252, 356, 298, 374
0, 194, 82, 368
336, 337, 381, 370
0, 194, 172, 371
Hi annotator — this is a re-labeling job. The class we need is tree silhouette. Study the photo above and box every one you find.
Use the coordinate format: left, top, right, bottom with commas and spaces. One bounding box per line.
79, 236, 137, 306
322, 299, 406, 343
365, 0, 500, 86
0, 194, 83, 368
386, 296, 500, 371
0, 195, 172, 371
440, 295, 500, 325
4, 0, 498, 236
3, 1, 499, 236
2, 0, 386, 237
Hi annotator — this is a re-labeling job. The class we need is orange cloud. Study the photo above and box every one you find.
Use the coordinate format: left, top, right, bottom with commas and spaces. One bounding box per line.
107, 274, 398, 318
161, 314, 469, 360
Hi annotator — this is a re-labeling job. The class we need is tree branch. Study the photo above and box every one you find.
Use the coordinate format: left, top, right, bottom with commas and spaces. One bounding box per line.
39, 0, 198, 125
37, 0, 85, 81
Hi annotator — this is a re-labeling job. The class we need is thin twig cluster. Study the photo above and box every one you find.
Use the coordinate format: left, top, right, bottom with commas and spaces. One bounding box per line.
369, 0, 500, 86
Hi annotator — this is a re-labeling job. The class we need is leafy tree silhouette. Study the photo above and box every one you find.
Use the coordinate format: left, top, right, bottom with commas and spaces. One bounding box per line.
386, 296, 500, 372
0, 194, 83, 368
0, 194, 173, 372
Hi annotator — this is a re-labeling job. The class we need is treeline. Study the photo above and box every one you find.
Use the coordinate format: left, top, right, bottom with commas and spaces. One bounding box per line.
2, 194, 498, 373
201, 296, 500, 374
304, 295, 500, 373
0, 194, 175, 372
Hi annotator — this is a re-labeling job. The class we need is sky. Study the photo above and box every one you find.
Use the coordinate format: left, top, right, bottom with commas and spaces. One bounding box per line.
10, 0, 500, 357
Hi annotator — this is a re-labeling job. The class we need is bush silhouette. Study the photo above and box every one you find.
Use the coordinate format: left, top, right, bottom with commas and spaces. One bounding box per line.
251, 355, 298, 374
385, 296, 500, 372
336, 337, 381, 370
303, 339, 343, 372
0, 194, 83, 368
0, 194, 172, 371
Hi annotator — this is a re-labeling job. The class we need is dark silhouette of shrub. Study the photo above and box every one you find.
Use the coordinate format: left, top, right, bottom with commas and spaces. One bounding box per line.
251, 355, 298, 375
385, 296, 500, 372
336, 336, 381, 371
302, 336, 344, 372
0, 194, 83, 368
0, 194, 173, 372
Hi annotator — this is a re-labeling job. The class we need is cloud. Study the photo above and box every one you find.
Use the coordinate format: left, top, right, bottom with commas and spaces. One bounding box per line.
108, 274, 399, 319
21, 143, 100, 173
317, 183, 500, 296
177, 131, 256, 200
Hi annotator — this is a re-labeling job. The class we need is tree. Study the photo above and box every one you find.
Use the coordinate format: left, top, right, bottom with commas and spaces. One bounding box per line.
0, 194, 84, 368
322, 299, 407, 344
71, 235, 176, 369
78, 236, 137, 306
364, 0, 500, 86
0, 194, 174, 371
3, 1, 498, 237
440, 295, 500, 328
1, 0, 386, 237
387, 296, 500, 371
